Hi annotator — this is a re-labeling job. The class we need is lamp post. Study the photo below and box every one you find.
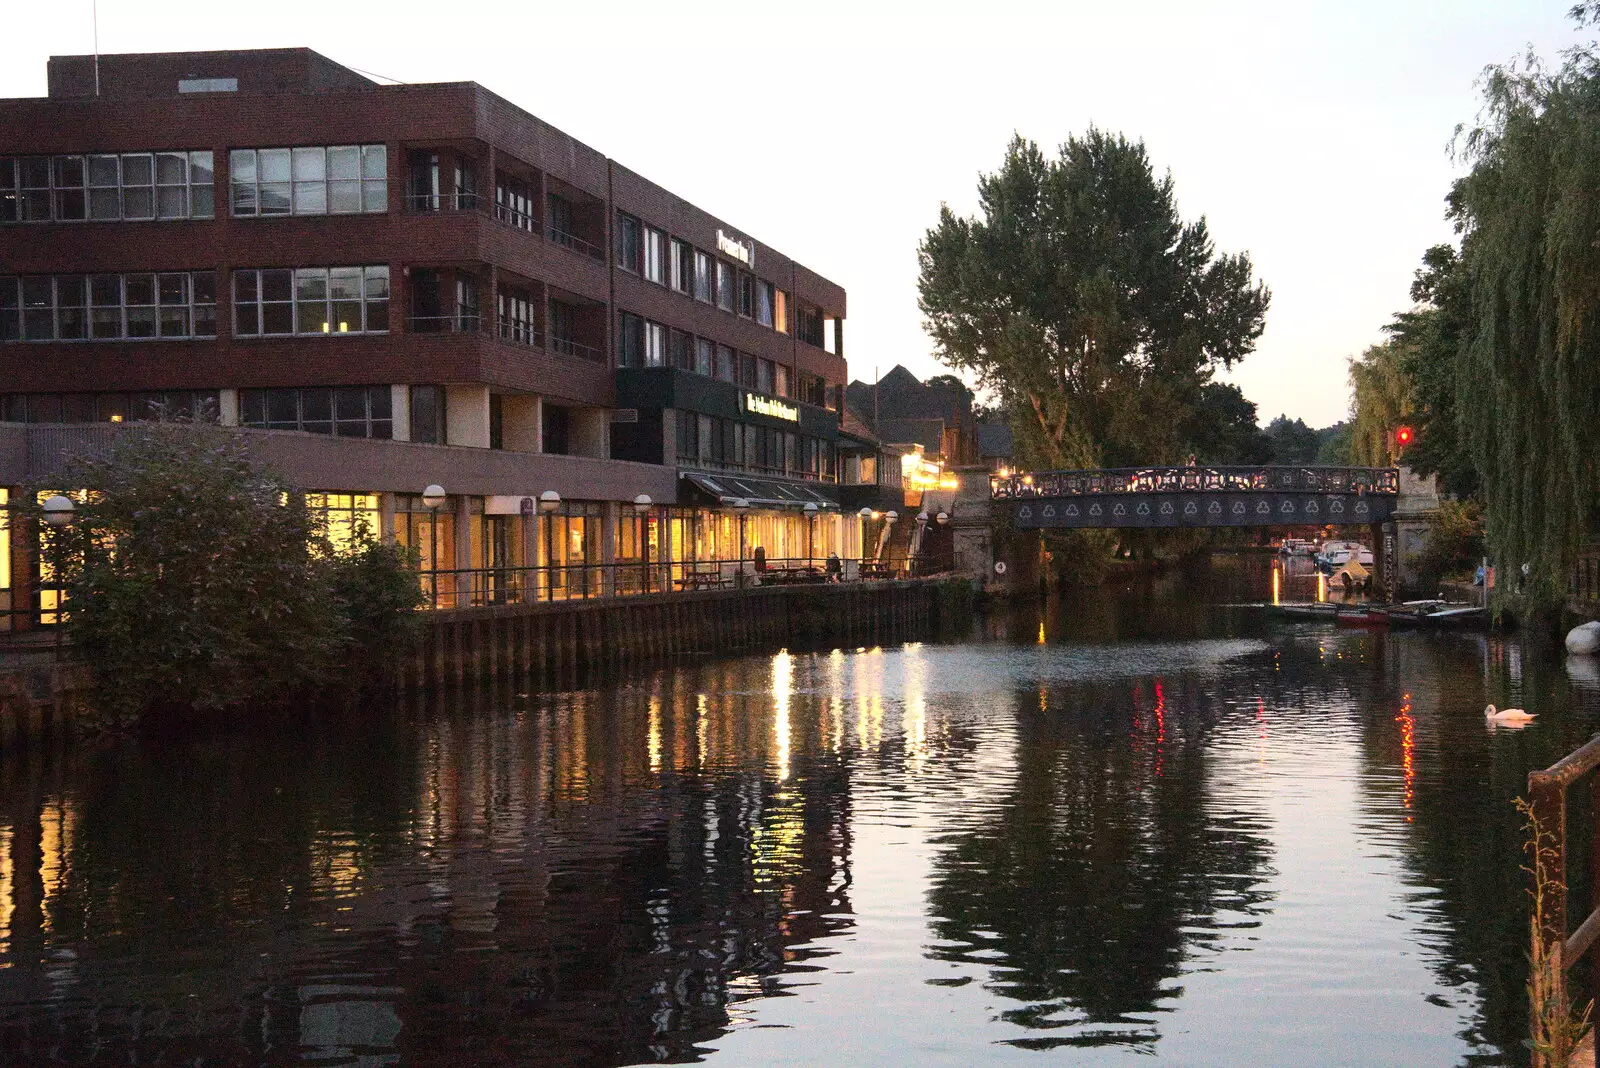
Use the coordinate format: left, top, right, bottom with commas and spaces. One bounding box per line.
804, 501, 818, 565
421, 484, 446, 608
632, 494, 652, 594
538, 490, 561, 601
731, 497, 750, 588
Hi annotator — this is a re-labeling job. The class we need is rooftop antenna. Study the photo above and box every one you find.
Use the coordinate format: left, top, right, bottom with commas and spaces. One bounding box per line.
92, 0, 100, 97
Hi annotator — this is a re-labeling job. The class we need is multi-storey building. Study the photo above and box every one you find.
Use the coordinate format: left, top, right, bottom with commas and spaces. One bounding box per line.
0, 47, 863, 624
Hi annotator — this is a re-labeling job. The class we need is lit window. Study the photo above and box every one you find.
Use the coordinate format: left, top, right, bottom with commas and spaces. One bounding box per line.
231, 266, 388, 337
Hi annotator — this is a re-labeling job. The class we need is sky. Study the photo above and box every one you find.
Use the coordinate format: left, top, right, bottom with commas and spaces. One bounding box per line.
2, 1, 1579, 428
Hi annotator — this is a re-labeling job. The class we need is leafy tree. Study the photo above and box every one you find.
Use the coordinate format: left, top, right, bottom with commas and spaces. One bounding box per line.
1449, 4, 1600, 614
1347, 339, 1414, 467
1263, 415, 1322, 465
32, 422, 422, 725
1316, 422, 1353, 465
918, 130, 1271, 473
1179, 382, 1271, 464
1387, 245, 1480, 498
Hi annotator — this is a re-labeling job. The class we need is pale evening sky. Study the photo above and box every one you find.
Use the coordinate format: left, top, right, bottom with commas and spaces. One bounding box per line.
3, 1, 1576, 428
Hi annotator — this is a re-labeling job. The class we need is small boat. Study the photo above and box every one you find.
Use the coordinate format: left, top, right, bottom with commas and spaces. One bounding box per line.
1336, 607, 1390, 628
1277, 603, 1339, 620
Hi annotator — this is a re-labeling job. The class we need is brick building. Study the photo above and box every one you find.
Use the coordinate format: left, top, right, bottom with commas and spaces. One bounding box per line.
0, 48, 862, 624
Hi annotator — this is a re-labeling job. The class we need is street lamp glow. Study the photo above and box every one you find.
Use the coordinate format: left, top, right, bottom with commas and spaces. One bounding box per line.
632, 493, 653, 515
538, 490, 562, 515
859, 507, 873, 519
421, 484, 447, 510
42, 494, 75, 527
884, 511, 899, 524
936, 511, 949, 526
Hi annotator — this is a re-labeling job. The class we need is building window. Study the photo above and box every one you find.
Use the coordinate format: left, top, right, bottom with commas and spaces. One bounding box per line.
671, 238, 692, 294
232, 266, 388, 336
410, 384, 445, 444
0, 151, 214, 223
239, 385, 393, 438
0, 390, 219, 423
616, 212, 642, 273
694, 249, 713, 303
498, 287, 538, 345
644, 226, 666, 284
716, 344, 736, 383
738, 271, 755, 318
230, 145, 386, 217
757, 358, 775, 395
774, 288, 789, 334
774, 363, 789, 398
716, 261, 735, 312
644, 320, 666, 367
797, 302, 825, 347
757, 281, 775, 327
695, 337, 714, 377
669, 328, 693, 371
617, 311, 644, 367
741, 353, 758, 389
304, 493, 381, 551
1, 272, 216, 341
495, 172, 537, 231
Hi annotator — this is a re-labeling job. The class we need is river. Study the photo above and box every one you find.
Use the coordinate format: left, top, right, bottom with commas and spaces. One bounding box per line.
2, 556, 1599, 1066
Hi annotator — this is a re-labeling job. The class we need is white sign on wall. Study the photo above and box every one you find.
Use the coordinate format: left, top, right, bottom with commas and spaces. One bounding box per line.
717, 229, 754, 267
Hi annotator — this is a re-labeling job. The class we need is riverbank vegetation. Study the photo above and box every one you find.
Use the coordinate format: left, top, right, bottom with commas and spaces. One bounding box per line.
30, 422, 422, 727
1341, 4, 1600, 621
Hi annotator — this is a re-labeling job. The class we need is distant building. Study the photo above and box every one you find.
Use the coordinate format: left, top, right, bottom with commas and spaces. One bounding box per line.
976, 422, 1014, 471
844, 365, 977, 465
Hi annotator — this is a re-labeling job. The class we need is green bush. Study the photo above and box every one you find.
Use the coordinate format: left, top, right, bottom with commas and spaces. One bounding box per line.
1413, 498, 1485, 591
31, 422, 423, 725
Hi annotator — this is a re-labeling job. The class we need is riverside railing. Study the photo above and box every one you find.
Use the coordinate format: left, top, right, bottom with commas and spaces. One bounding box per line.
415, 556, 935, 610
1527, 737, 1600, 1063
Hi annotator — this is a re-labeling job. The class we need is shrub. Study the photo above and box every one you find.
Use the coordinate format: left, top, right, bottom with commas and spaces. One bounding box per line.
31, 422, 421, 725
1413, 498, 1485, 590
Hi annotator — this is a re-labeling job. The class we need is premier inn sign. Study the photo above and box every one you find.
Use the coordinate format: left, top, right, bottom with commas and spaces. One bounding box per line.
744, 392, 798, 422
717, 229, 754, 267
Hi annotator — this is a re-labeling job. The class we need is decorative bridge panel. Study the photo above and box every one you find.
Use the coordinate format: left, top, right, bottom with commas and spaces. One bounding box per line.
992, 467, 1400, 529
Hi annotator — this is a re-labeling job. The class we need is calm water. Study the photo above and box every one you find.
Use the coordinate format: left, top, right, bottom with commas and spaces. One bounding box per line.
3, 557, 1600, 1066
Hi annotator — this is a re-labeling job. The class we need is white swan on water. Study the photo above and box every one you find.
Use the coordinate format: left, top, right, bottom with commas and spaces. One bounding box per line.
1485, 704, 1536, 725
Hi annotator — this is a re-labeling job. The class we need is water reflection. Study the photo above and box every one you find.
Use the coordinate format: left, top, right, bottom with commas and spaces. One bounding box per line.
0, 558, 1598, 1065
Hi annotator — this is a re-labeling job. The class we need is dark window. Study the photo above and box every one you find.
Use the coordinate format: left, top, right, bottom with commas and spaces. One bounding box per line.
615, 212, 642, 272
617, 311, 643, 367
741, 353, 758, 389
542, 403, 571, 455
671, 239, 693, 294
797, 303, 825, 347
738, 271, 755, 318
548, 194, 575, 244
489, 392, 503, 450
716, 261, 734, 311
239, 385, 391, 438
669, 328, 693, 371
411, 384, 445, 444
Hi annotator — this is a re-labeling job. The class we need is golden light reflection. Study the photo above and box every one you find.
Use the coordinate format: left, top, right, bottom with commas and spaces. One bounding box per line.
903, 644, 927, 766
772, 651, 793, 782
0, 825, 13, 958
697, 693, 709, 768
1397, 694, 1416, 816
648, 693, 662, 774
1271, 563, 1281, 606
1316, 572, 1328, 603
39, 798, 76, 936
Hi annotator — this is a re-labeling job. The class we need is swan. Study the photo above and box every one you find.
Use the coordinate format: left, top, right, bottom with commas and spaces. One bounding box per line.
1485, 704, 1536, 724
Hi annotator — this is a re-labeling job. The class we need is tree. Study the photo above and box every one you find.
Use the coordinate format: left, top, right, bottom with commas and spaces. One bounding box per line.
32, 422, 422, 725
917, 130, 1271, 473
1387, 245, 1480, 498
1263, 415, 1322, 465
1448, 5, 1600, 614
1347, 339, 1414, 467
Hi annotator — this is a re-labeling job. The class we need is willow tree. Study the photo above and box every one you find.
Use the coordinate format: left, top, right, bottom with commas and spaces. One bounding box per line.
1452, 5, 1600, 614
917, 131, 1270, 474
1347, 339, 1414, 467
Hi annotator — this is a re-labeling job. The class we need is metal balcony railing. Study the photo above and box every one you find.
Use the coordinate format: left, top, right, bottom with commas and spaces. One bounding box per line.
547, 225, 606, 261
406, 313, 484, 335
404, 191, 485, 213
548, 335, 604, 361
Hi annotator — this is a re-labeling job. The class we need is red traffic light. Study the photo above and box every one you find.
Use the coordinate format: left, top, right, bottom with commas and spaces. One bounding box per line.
1395, 426, 1414, 448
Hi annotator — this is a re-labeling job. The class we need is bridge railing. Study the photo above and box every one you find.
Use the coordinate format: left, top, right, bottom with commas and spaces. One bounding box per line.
990, 465, 1400, 500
